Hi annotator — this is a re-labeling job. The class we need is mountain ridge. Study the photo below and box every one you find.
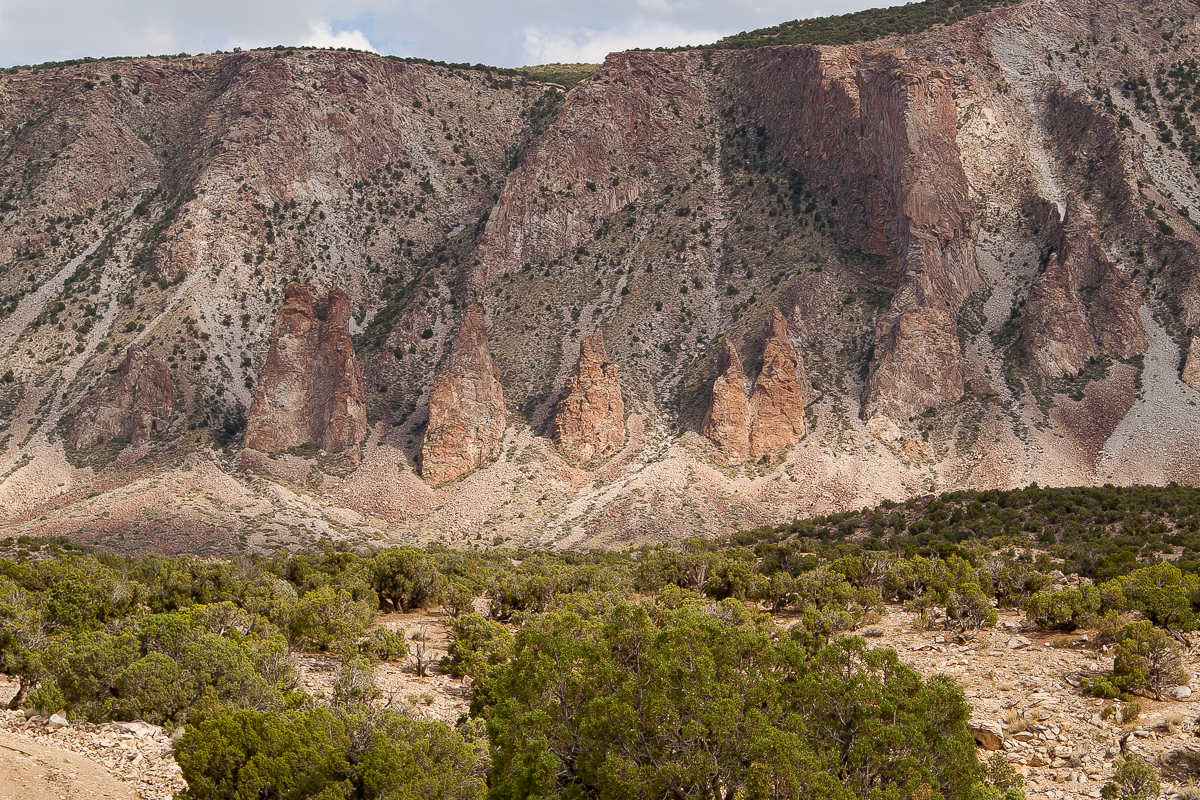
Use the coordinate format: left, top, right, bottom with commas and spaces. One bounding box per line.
1, 0, 1200, 554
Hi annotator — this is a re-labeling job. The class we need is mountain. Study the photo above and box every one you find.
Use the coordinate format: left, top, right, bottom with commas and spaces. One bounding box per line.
2, 0, 1200, 554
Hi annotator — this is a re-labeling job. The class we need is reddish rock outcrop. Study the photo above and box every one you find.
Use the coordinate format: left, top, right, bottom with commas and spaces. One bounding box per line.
420, 305, 507, 483
70, 346, 174, 447
1184, 338, 1200, 391
243, 283, 367, 454
749, 309, 809, 458
552, 330, 625, 465
728, 49, 981, 421
1022, 200, 1146, 377
701, 340, 751, 464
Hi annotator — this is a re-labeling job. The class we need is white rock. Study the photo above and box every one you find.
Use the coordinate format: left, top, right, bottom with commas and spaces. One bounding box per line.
47, 713, 69, 728
1168, 685, 1192, 700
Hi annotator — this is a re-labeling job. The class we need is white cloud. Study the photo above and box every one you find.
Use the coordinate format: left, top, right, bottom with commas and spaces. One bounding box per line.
523, 21, 725, 65
301, 20, 377, 52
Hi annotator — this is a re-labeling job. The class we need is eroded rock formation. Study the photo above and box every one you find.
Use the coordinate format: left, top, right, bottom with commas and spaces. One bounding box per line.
420, 305, 507, 483
701, 340, 751, 464
1022, 200, 1146, 377
729, 49, 981, 421
243, 283, 367, 454
1185, 337, 1200, 392
70, 346, 174, 448
553, 329, 625, 465
749, 309, 809, 458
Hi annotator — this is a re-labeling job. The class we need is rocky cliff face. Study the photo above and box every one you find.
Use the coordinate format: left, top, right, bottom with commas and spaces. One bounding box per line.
727, 48, 981, 422
7, 0, 1200, 551
1022, 200, 1146, 377
701, 340, 751, 464
70, 346, 173, 448
242, 283, 367, 454
701, 311, 809, 461
419, 304, 506, 484
552, 329, 625, 465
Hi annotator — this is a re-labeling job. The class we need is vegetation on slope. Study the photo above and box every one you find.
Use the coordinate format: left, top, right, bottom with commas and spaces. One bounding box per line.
701, 0, 1023, 50
5, 482, 1200, 796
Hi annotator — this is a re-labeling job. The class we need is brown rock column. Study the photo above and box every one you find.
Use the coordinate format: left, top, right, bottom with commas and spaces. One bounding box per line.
552, 329, 625, 465
70, 345, 174, 447
701, 339, 751, 464
420, 304, 507, 483
243, 283, 367, 454
749, 308, 809, 459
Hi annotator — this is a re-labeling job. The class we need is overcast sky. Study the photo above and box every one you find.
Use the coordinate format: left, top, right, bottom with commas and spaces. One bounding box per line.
0, 0, 894, 69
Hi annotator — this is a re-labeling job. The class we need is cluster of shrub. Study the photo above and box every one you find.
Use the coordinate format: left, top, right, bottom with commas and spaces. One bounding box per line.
695, 0, 1022, 50
3, 483, 1199, 798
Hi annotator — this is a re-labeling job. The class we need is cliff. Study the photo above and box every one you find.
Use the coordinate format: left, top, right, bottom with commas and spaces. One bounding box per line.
4, 0, 1200, 550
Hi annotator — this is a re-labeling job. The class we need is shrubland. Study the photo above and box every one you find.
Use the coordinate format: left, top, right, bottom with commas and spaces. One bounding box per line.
3, 483, 1199, 796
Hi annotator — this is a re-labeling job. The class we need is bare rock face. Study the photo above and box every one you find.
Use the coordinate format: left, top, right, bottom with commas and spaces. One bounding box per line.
70, 346, 174, 448
552, 329, 626, 465
1183, 338, 1200, 392
420, 305, 507, 483
243, 283, 367, 454
701, 340, 751, 464
864, 305, 965, 421
1022, 200, 1146, 377
749, 309, 809, 459
730, 49, 981, 422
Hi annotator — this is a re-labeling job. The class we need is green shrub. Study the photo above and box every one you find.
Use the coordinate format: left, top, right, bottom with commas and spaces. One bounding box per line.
485, 603, 989, 800
1111, 620, 1188, 700
1102, 753, 1160, 800
1024, 586, 1101, 631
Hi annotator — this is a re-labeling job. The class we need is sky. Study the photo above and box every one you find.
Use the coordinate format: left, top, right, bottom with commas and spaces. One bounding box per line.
0, 0, 894, 69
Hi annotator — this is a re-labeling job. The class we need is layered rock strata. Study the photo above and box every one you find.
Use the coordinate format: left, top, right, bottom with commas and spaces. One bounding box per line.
420, 305, 507, 483
70, 346, 174, 448
552, 329, 626, 465
243, 283, 367, 454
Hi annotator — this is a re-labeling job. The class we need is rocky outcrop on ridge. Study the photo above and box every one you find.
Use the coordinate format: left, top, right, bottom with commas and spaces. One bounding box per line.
420, 305, 506, 483
552, 329, 625, 465
701, 339, 751, 464
243, 283, 367, 454
70, 346, 174, 448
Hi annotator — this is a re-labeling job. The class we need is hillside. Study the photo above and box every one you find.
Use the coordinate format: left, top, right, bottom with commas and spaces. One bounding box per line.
2, 0, 1200, 553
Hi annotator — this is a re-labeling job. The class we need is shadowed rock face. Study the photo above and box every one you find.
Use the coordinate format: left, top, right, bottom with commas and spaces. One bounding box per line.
243, 283, 367, 454
70, 346, 174, 448
701, 340, 751, 464
749, 308, 809, 458
1022, 200, 1146, 377
553, 329, 625, 465
420, 305, 506, 484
